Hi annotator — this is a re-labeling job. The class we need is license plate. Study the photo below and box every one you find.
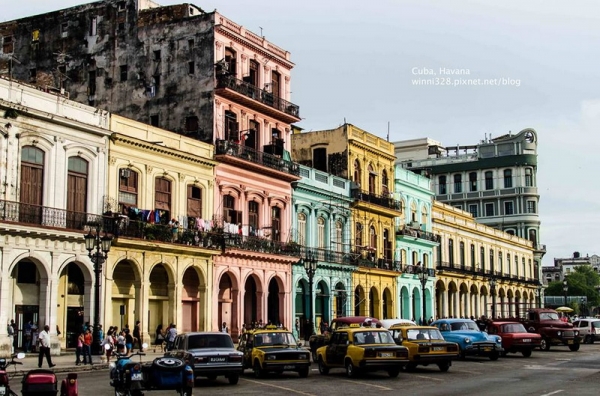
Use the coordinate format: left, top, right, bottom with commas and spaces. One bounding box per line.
432, 347, 444, 351
0, 386, 6, 395
283, 365, 295, 370
522, 339, 531, 343
379, 352, 393, 358
131, 373, 143, 381
484, 347, 492, 352
568, 340, 574, 345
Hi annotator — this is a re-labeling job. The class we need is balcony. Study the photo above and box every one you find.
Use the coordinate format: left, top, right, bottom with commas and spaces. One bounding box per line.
395, 226, 440, 243
401, 264, 437, 277
216, 75, 301, 123
435, 261, 540, 285
215, 140, 300, 180
351, 190, 402, 215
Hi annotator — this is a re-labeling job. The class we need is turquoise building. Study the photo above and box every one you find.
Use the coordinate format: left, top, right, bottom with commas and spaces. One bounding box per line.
291, 165, 353, 339
395, 167, 439, 324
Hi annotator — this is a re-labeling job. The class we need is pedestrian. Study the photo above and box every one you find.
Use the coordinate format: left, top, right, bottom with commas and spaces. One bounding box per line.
102, 329, 115, 363
116, 331, 126, 354
166, 323, 177, 351
24, 321, 33, 353
75, 331, 84, 365
31, 322, 39, 353
9, 320, 17, 352
82, 328, 93, 365
125, 329, 134, 352
7, 320, 15, 354
133, 320, 141, 351
154, 324, 165, 352
221, 322, 229, 334
38, 325, 55, 368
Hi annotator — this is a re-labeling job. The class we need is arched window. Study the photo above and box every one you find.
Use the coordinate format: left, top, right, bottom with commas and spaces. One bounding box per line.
355, 223, 363, 250
297, 212, 306, 245
498, 251, 503, 274
412, 251, 418, 265
480, 246, 485, 271
155, 177, 172, 223
317, 216, 326, 249
335, 221, 343, 253
369, 225, 377, 251
353, 159, 361, 186
20, 146, 45, 210
470, 244, 476, 268
381, 169, 389, 195
507, 254, 512, 276
411, 202, 417, 223
485, 171, 493, 190
439, 175, 447, 194
421, 205, 428, 226
368, 164, 376, 194
448, 239, 454, 265
525, 168, 533, 187
383, 229, 392, 261
459, 242, 465, 267
67, 156, 88, 229
119, 168, 138, 211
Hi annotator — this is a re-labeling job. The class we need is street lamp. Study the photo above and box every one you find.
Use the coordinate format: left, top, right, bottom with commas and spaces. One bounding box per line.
581, 297, 585, 317
84, 225, 113, 355
298, 253, 318, 340
418, 268, 429, 325
489, 277, 497, 319
562, 279, 568, 307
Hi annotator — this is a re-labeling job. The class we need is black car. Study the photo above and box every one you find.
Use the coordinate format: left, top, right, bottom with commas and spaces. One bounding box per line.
166, 332, 243, 385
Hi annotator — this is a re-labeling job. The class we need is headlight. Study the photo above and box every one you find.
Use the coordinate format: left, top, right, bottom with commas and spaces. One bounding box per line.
267, 355, 276, 360
299, 354, 308, 360
574, 331, 579, 336
557, 331, 561, 336
464, 338, 471, 344
497, 337, 502, 343
109, 362, 116, 369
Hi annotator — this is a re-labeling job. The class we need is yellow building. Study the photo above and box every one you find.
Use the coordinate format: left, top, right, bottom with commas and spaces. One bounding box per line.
432, 201, 538, 320
105, 115, 218, 344
291, 123, 401, 319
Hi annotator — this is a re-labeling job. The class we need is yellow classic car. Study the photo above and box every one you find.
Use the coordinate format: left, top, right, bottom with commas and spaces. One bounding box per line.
237, 326, 311, 378
316, 325, 409, 378
388, 324, 459, 372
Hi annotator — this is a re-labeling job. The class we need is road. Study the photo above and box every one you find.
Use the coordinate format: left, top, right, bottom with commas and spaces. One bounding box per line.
8, 344, 600, 395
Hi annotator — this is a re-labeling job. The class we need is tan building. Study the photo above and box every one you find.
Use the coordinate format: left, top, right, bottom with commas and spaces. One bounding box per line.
106, 115, 218, 344
292, 123, 401, 319
432, 201, 539, 320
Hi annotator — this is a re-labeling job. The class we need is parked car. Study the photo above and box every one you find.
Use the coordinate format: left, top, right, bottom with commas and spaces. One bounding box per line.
519, 308, 581, 351
237, 326, 311, 378
309, 316, 380, 362
572, 318, 600, 344
486, 321, 541, 357
316, 324, 409, 378
431, 318, 503, 360
165, 331, 243, 385
388, 324, 459, 372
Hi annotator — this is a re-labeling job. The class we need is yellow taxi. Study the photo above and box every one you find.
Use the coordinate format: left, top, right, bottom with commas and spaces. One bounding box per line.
388, 324, 459, 372
315, 324, 409, 378
237, 326, 310, 378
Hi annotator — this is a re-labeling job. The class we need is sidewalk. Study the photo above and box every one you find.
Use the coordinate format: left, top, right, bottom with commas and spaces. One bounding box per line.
7, 348, 168, 377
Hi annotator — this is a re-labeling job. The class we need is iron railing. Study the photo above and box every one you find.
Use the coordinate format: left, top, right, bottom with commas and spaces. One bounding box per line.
216, 74, 300, 119
351, 190, 401, 211
401, 264, 437, 277
436, 261, 540, 284
215, 140, 300, 176
395, 226, 440, 243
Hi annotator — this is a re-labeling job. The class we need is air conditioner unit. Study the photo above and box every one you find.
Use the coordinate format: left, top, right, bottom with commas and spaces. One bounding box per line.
120, 169, 131, 178
410, 221, 420, 229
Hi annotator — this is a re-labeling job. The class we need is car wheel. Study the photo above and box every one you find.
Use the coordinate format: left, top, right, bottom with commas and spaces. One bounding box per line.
154, 357, 184, 368
228, 373, 239, 385
345, 360, 358, 378
253, 361, 265, 378
568, 343, 580, 352
388, 368, 400, 378
437, 362, 450, 372
298, 367, 309, 378
522, 349, 532, 358
318, 357, 329, 375
489, 351, 499, 361
540, 338, 551, 351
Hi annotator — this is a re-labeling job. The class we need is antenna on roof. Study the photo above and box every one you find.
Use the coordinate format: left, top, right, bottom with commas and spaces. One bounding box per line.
260, 26, 263, 37
387, 121, 390, 141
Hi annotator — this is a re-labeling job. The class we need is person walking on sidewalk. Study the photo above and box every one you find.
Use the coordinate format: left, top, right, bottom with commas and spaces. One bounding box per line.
38, 325, 55, 368
133, 320, 141, 352
82, 328, 93, 365
75, 331, 84, 365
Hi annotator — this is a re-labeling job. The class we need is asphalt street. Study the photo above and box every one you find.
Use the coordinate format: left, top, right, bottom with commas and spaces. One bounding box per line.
3, 344, 600, 395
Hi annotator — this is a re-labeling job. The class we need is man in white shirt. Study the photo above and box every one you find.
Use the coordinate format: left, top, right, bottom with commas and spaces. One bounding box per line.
38, 325, 55, 368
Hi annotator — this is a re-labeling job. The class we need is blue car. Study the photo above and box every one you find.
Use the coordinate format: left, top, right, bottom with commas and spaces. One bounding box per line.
431, 319, 503, 360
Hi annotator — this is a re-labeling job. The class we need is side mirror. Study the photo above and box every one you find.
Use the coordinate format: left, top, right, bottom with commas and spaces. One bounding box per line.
16, 352, 25, 359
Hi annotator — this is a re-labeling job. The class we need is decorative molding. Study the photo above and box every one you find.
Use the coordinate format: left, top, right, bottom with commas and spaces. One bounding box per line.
179, 174, 185, 182
146, 165, 153, 173
108, 156, 117, 166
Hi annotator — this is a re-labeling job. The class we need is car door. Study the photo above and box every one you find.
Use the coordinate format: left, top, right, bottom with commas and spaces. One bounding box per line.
335, 332, 349, 365
243, 334, 254, 366
326, 332, 339, 365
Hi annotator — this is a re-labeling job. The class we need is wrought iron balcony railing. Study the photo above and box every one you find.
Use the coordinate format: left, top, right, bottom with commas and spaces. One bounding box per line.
436, 261, 540, 284
401, 264, 437, 277
215, 140, 300, 176
395, 226, 440, 243
216, 74, 300, 118
351, 190, 401, 211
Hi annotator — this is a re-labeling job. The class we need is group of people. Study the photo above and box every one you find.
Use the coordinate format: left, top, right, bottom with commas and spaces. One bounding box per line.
98, 321, 142, 363
7, 319, 55, 368
153, 323, 178, 352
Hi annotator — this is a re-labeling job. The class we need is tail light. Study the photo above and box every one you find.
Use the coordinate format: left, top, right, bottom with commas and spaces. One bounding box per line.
228, 354, 243, 362
0, 373, 8, 386
363, 349, 377, 358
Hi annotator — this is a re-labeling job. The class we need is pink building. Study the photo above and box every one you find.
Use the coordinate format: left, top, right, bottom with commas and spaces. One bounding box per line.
211, 13, 301, 340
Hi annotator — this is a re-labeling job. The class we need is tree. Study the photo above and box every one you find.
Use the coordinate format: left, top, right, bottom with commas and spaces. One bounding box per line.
545, 265, 600, 308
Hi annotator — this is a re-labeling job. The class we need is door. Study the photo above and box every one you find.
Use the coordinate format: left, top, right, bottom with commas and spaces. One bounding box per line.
182, 301, 198, 332
66, 307, 84, 348
326, 333, 338, 365
20, 147, 44, 224
15, 305, 39, 350
66, 157, 88, 229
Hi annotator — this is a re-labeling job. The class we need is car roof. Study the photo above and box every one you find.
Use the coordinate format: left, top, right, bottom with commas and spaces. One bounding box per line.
380, 319, 416, 328
340, 327, 389, 333
433, 318, 475, 323
389, 324, 438, 330
333, 316, 380, 324
489, 321, 522, 325
180, 331, 227, 336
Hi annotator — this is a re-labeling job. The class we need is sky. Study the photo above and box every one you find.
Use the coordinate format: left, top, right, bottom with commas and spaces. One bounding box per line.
3, 0, 600, 266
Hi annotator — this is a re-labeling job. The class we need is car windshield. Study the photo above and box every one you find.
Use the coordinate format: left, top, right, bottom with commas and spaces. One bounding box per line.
450, 321, 479, 331
354, 331, 395, 345
539, 312, 560, 321
187, 334, 234, 349
406, 329, 444, 341
254, 332, 297, 347
501, 323, 527, 333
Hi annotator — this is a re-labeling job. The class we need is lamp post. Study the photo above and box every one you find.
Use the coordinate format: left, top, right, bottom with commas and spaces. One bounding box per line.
489, 277, 497, 319
536, 283, 544, 308
562, 279, 568, 307
84, 226, 113, 355
299, 253, 318, 341
418, 268, 429, 325
581, 297, 585, 317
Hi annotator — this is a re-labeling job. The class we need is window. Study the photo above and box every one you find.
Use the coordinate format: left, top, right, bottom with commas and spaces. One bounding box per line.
89, 17, 97, 36
335, 221, 343, 253
480, 246, 485, 271
187, 185, 202, 218
525, 168, 533, 187
271, 70, 281, 97
489, 249, 494, 272
152, 75, 160, 92
224, 111, 239, 141
249, 201, 259, 236
470, 244, 475, 268
507, 254, 511, 275
153, 50, 161, 61
353, 159, 361, 186
248, 59, 259, 87
61, 22, 69, 37
313, 147, 327, 172
522, 257, 526, 277
188, 61, 195, 74
271, 206, 281, 241
368, 165, 376, 194
66, 157, 88, 227
485, 171, 493, 190
88, 70, 96, 96
224, 47, 236, 76
439, 176, 447, 194
185, 116, 198, 134
20, 146, 45, 210
485, 203, 494, 216
188, 39, 194, 49
469, 172, 477, 192
383, 229, 392, 261
120, 65, 128, 82
2, 35, 14, 53
317, 217, 326, 249
297, 212, 306, 245
448, 239, 454, 265
355, 223, 363, 249
155, 177, 172, 218
150, 114, 159, 127
504, 169, 513, 188
246, 120, 259, 150
468, 204, 478, 218
369, 226, 376, 252
382, 169, 389, 195
498, 252, 503, 274
119, 168, 138, 209
504, 201, 514, 215
527, 200, 536, 213
459, 242, 465, 267
454, 174, 462, 193
30, 68, 37, 83
223, 195, 241, 224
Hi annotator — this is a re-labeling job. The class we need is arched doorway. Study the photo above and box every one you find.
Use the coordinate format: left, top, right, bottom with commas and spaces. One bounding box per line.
369, 286, 380, 318
58, 263, 86, 348
295, 279, 308, 339
11, 259, 42, 350
243, 275, 260, 325
382, 288, 393, 319
148, 264, 171, 334
334, 282, 347, 318
219, 273, 234, 333
435, 280, 446, 319
112, 261, 138, 330
315, 280, 329, 330
401, 286, 410, 319
447, 282, 458, 318
182, 267, 203, 333
354, 285, 365, 316
412, 288, 419, 323
267, 277, 281, 326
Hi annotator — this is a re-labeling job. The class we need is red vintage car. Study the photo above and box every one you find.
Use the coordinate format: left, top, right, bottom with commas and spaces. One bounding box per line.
486, 321, 542, 357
